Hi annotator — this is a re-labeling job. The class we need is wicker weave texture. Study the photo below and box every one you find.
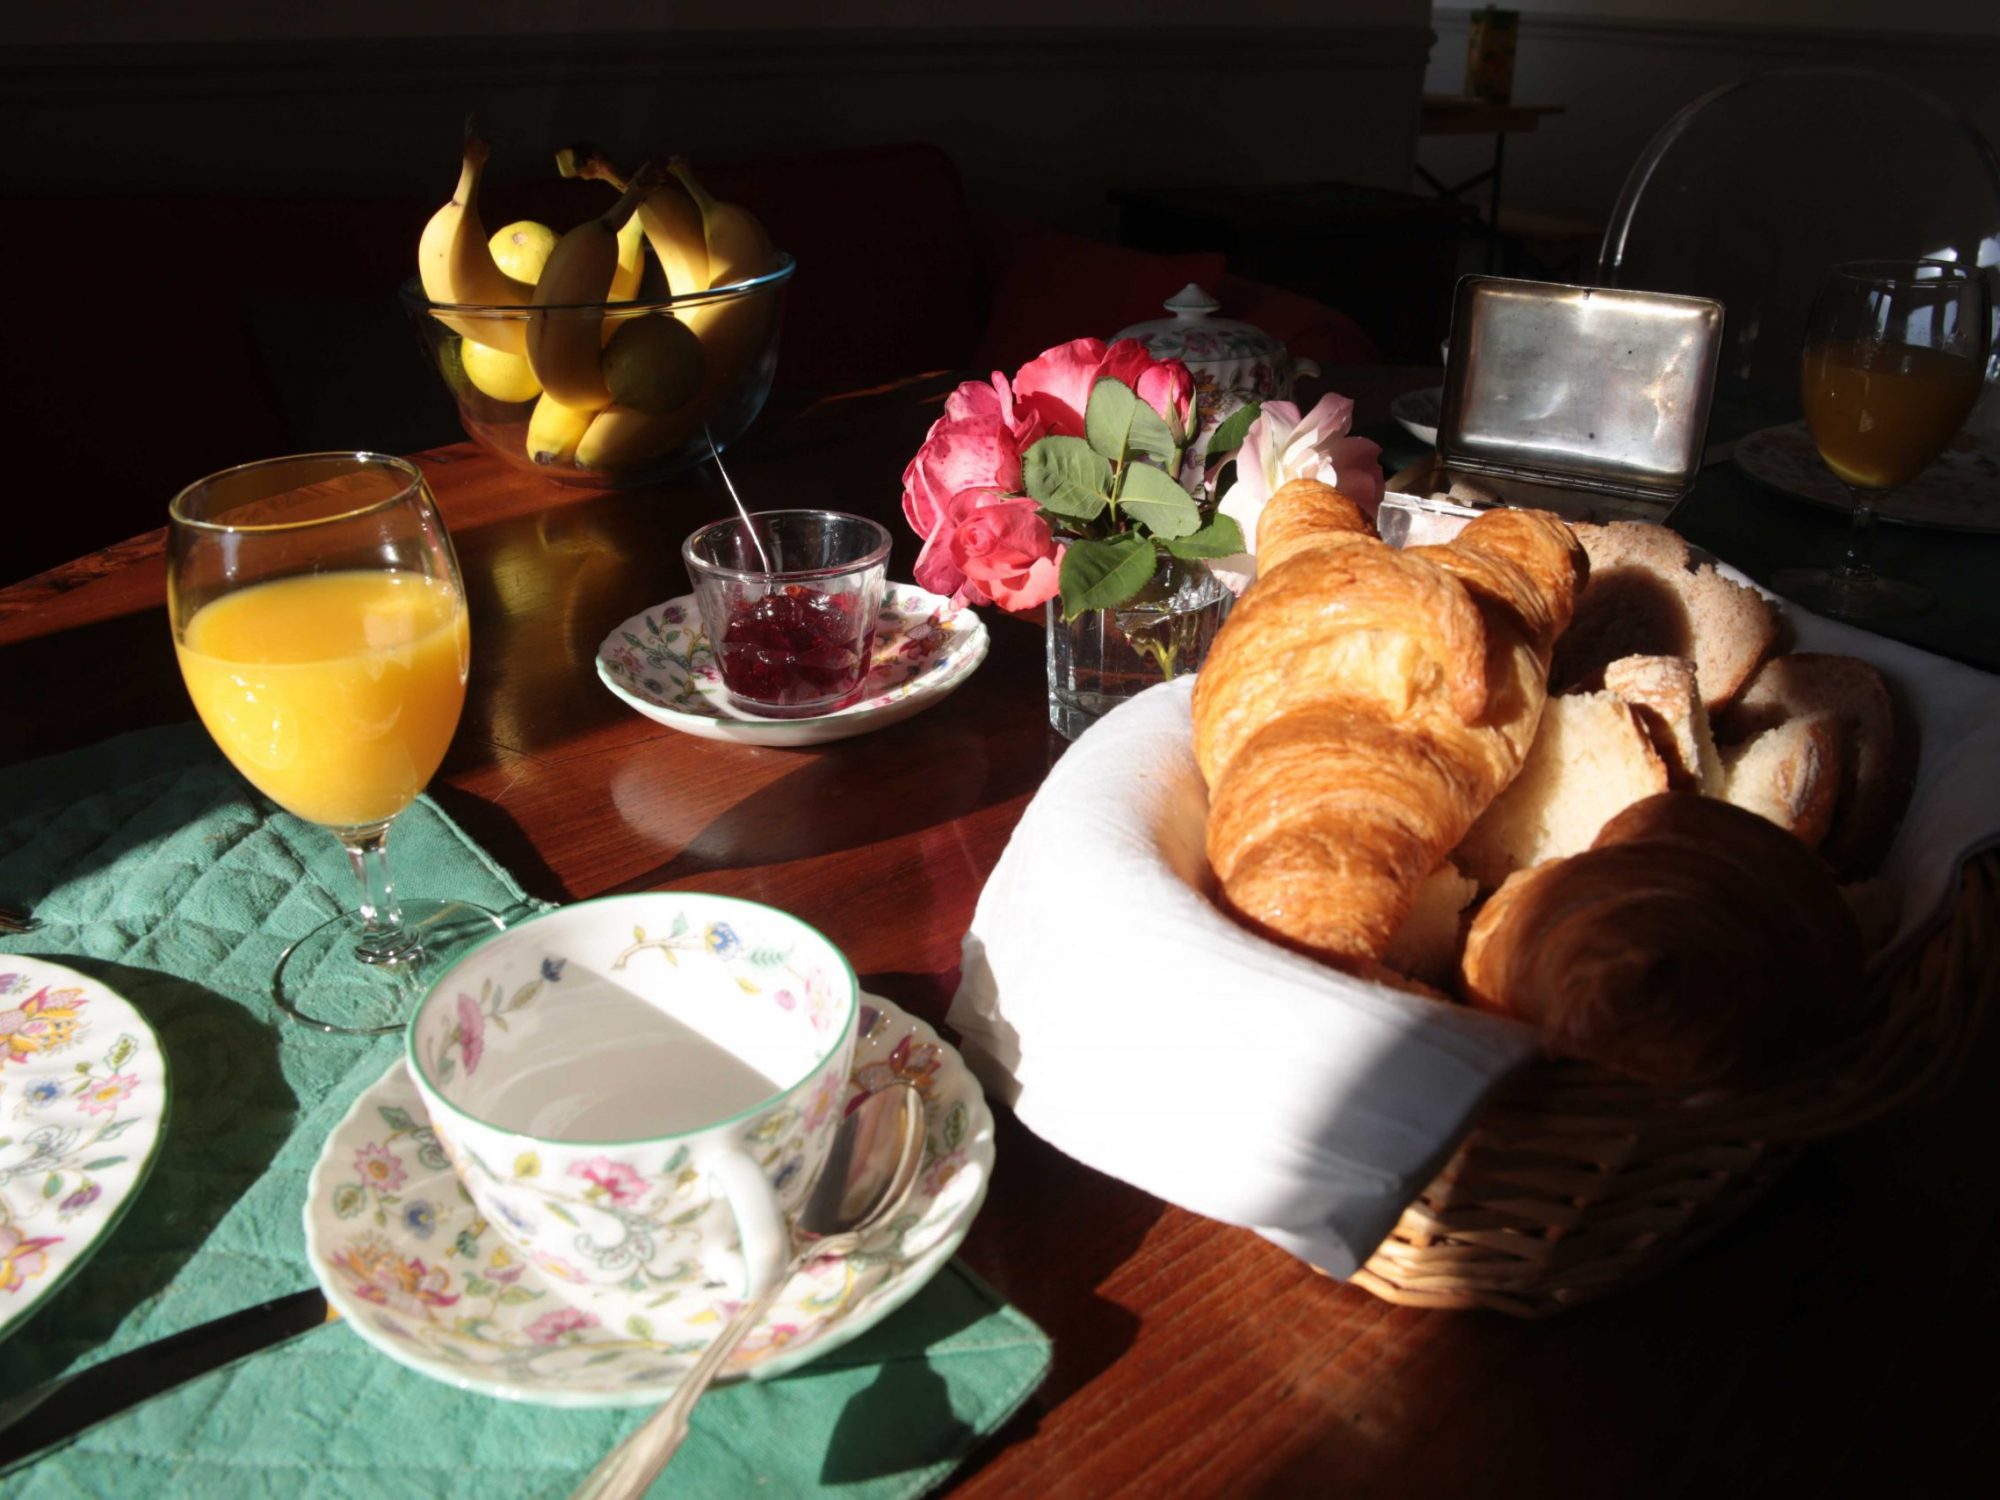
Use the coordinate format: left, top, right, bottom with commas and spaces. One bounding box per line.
1352, 853, 2000, 1318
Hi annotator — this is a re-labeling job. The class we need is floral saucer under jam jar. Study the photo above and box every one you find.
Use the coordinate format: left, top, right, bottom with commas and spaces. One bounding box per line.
1115, 284, 1319, 435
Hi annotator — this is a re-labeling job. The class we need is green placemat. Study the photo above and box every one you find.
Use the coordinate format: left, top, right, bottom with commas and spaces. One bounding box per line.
0, 724, 1047, 1496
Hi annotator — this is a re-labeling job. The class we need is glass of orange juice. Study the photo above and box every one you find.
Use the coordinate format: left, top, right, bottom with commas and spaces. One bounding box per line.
168, 453, 502, 1034
1779, 259, 1990, 621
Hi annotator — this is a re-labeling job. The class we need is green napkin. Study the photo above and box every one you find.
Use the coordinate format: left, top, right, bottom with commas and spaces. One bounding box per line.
0, 724, 1048, 1496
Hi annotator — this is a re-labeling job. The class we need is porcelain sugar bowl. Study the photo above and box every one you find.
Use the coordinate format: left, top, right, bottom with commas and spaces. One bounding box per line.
1114, 283, 1318, 422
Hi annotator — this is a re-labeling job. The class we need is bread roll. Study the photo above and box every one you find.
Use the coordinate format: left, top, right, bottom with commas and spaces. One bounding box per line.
1603, 653, 1723, 793
1555, 522, 1778, 712
1459, 793, 1867, 1086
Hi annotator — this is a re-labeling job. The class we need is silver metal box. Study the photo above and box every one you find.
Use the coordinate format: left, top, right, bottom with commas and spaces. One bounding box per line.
1390, 276, 1725, 526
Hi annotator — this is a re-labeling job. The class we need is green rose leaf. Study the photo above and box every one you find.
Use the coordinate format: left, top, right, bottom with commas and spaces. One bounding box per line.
1059, 534, 1158, 616
377, 1105, 417, 1133
1084, 378, 1136, 462
80, 1156, 126, 1171
1022, 436, 1111, 522
43, 1174, 63, 1200
1117, 462, 1200, 539
498, 1285, 542, 1305
626, 1314, 655, 1340
1086, 377, 1177, 466
1163, 514, 1246, 559
1206, 400, 1262, 457
107, 1034, 136, 1070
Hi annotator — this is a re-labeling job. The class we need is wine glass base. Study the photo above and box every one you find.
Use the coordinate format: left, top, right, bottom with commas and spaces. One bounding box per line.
1770, 567, 1934, 623
273, 899, 506, 1036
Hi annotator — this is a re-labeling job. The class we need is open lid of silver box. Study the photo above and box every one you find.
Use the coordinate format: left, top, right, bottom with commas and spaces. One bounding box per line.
1436, 276, 1726, 506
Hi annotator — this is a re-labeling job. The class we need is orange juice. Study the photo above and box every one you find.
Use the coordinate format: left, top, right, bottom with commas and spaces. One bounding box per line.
177, 570, 470, 829
1800, 340, 1982, 489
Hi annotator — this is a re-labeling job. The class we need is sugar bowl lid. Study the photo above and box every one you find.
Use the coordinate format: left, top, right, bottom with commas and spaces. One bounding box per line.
1114, 283, 1289, 366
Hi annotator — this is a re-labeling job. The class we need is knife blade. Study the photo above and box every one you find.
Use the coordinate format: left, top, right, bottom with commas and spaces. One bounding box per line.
0, 1288, 337, 1471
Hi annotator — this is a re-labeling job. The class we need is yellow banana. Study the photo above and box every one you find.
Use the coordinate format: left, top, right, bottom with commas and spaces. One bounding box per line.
668, 158, 776, 288
560, 143, 708, 297
575, 400, 706, 473
608, 213, 645, 303
418, 129, 535, 354
526, 170, 654, 408
526, 392, 604, 466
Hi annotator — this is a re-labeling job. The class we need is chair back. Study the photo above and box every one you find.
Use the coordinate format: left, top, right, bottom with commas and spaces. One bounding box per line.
1597, 68, 2000, 409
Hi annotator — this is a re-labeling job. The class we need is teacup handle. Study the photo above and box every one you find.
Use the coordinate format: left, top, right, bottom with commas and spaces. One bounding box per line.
707, 1152, 789, 1300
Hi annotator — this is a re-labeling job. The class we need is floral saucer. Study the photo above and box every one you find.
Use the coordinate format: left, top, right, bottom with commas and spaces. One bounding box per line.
303, 994, 992, 1407
0, 958, 170, 1341
596, 583, 988, 748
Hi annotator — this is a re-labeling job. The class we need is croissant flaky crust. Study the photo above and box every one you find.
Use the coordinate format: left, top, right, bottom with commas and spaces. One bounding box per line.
1459, 793, 1867, 1086
1192, 479, 1586, 969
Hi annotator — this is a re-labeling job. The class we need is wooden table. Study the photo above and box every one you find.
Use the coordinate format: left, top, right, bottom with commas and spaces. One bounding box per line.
5, 371, 1997, 1497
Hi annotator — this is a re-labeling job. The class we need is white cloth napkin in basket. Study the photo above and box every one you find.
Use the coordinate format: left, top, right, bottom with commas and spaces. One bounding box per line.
948, 603, 2000, 1278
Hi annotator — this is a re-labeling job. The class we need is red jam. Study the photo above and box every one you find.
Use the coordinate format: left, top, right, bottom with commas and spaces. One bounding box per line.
719, 585, 875, 715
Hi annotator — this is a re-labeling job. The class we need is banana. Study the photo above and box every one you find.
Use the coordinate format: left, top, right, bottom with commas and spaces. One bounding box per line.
417, 129, 535, 353
575, 400, 706, 474
667, 158, 777, 288
526, 391, 604, 466
560, 143, 708, 297
526, 170, 655, 408
608, 213, 645, 303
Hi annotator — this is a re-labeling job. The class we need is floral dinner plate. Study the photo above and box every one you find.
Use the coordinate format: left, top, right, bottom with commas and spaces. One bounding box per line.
0, 957, 170, 1341
303, 994, 993, 1407
596, 583, 989, 748
1734, 420, 2000, 534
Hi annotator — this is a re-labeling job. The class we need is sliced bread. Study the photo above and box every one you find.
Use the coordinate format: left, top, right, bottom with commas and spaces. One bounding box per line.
1603, 653, 1723, 794
1382, 860, 1479, 988
1455, 691, 1671, 889
1555, 522, 1779, 712
1719, 653, 1906, 877
1718, 715, 1844, 851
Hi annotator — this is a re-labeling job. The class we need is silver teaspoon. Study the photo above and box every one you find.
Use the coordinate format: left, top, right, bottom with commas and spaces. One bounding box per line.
571, 1081, 927, 1500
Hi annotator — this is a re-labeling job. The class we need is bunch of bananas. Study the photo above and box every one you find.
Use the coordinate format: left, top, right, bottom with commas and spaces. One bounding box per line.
416, 129, 780, 475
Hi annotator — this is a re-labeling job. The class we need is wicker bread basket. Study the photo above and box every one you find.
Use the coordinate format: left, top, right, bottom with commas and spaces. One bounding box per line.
1350, 853, 2000, 1318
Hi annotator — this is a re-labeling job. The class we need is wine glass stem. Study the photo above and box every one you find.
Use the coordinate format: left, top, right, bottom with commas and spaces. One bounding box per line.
1837, 489, 1880, 586
340, 824, 421, 965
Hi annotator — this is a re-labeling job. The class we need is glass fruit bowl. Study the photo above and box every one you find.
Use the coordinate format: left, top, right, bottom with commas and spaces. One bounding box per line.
400, 253, 795, 488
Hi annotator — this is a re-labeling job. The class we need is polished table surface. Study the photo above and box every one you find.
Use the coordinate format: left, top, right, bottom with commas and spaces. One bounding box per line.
5, 370, 1998, 1496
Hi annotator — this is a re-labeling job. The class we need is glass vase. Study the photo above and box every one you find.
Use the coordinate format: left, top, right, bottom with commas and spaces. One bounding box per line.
1045, 554, 1233, 740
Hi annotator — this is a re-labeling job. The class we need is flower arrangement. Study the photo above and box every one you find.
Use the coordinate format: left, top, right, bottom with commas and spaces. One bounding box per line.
902, 337, 1384, 616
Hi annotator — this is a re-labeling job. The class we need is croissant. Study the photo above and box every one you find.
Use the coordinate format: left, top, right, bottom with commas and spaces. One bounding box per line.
1459, 793, 1867, 1085
1192, 479, 1585, 969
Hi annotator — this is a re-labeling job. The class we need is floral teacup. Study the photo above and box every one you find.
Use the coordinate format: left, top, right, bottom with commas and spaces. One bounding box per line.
407, 893, 859, 1310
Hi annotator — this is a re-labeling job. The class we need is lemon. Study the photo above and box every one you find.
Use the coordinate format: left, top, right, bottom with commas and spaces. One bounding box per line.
603, 315, 705, 415
461, 339, 544, 404
488, 220, 558, 283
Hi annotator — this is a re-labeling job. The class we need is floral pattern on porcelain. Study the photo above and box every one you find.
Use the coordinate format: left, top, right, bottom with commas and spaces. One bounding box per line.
601, 583, 976, 721
1114, 283, 1315, 424
0, 961, 168, 1336
308, 996, 994, 1406
410, 905, 854, 1305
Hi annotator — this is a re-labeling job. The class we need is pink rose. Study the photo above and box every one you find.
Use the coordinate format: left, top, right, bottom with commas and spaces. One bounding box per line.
1014, 338, 1195, 440
915, 487, 1062, 611
526, 1306, 600, 1345
900, 374, 1044, 538
1212, 393, 1385, 593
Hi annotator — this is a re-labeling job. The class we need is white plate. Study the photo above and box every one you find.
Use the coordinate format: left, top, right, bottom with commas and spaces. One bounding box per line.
0, 958, 170, 1341
1390, 386, 1442, 448
303, 994, 993, 1407
597, 583, 988, 748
